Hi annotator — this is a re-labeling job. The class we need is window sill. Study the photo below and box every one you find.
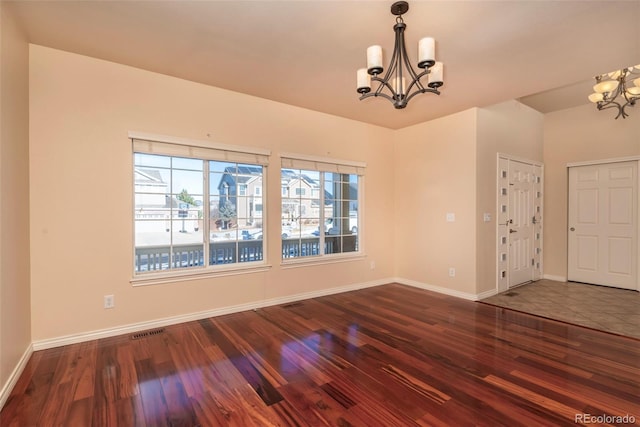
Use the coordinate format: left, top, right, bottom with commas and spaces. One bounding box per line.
131, 263, 272, 287
280, 253, 365, 269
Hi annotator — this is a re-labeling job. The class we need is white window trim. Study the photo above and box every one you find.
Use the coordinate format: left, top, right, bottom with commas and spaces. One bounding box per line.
131, 132, 270, 282
130, 131, 271, 158
280, 152, 366, 170
281, 253, 365, 269
130, 263, 273, 286
280, 152, 365, 266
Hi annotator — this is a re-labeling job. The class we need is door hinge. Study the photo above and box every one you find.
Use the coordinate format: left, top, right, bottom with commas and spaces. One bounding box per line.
531, 258, 535, 266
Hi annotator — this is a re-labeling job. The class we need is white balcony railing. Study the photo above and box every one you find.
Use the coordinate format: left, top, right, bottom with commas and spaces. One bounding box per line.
135, 240, 263, 272
134, 235, 357, 272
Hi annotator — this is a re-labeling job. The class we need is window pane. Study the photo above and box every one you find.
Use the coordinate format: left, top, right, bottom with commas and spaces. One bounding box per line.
210, 241, 237, 264
171, 169, 203, 195
172, 157, 202, 171
135, 167, 171, 206
135, 153, 170, 168
135, 220, 170, 246
217, 199, 237, 231
171, 220, 202, 243
134, 220, 170, 272
342, 234, 358, 253
324, 235, 358, 255
134, 151, 265, 275
209, 161, 236, 174
300, 217, 321, 237
281, 164, 361, 261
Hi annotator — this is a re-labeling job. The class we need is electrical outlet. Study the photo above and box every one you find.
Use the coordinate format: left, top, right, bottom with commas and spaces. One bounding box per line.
446, 213, 455, 222
449, 267, 456, 277
104, 294, 115, 309
370, 261, 376, 270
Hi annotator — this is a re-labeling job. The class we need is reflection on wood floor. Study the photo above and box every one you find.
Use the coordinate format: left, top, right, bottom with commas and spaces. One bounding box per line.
2, 283, 639, 426
481, 279, 640, 339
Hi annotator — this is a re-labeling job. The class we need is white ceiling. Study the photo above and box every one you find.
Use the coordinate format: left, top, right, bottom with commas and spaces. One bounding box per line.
6, 0, 640, 129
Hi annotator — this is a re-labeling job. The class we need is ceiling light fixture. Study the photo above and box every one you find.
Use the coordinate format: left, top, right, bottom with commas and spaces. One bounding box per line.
588, 65, 640, 119
356, 1, 443, 109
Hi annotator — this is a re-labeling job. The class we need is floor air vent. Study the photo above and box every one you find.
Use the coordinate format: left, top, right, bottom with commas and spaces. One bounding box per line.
131, 328, 165, 340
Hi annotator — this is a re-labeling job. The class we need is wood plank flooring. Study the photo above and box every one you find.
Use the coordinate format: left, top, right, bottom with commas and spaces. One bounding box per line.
2, 283, 639, 426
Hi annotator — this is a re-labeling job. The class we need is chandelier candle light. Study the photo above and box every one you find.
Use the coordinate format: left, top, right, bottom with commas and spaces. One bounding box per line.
588, 65, 640, 119
356, 1, 443, 109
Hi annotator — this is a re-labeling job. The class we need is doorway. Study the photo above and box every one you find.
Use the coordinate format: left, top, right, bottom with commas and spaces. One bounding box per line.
567, 160, 638, 290
497, 155, 543, 292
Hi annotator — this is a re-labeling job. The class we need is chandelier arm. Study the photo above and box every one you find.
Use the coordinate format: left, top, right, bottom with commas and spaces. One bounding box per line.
359, 91, 396, 104
597, 101, 622, 111
405, 69, 430, 95
619, 99, 636, 119
371, 75, 397, 98
360, 92, 395, 102
397, 24, 424, 91
373, 22, 404, 99
394, 22, 406, 99
596, 100, 625, 119
404, 87, 440, 105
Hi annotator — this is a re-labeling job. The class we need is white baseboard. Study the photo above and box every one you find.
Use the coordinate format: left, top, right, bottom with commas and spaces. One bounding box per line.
0, 343, 33, 411
542, 274, 567, 282
476, 288, 498, 300
33, 278, 391, 351
395, 277, 489, 301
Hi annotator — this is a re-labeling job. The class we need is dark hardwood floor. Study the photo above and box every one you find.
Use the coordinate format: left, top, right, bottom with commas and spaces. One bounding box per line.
2, 283, 639, 426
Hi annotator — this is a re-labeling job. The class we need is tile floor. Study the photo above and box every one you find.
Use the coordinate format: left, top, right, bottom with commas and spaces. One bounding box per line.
480, 279, 640, 339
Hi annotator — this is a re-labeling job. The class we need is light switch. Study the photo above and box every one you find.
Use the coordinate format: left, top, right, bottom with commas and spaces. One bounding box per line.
483, 213, 491, 222
446, 213, 455, 222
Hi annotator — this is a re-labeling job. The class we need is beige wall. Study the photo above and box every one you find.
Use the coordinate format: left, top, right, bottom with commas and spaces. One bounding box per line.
29, 45, 396, 341
22, 39, 621, 348
0, 3, 31, 392
543, 103, 640, 279
4, 19, 636, 406
393, 109, 479, 296
393, 101, 543, 296
476, 101, 543, 293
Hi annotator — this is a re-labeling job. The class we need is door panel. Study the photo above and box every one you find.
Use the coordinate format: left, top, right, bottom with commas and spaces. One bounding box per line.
568, 161, 637, 290
498, 157, 543, 291
509, 161, 534, 287
576, 235, 598, 271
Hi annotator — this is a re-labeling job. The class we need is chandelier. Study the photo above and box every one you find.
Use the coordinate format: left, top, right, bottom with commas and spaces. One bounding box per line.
588, 65, 640, 119
356, 1, 443, 109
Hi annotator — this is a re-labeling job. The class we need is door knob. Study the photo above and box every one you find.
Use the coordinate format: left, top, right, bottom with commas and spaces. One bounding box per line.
570, 227, 575, 231
509, 229, 517, 233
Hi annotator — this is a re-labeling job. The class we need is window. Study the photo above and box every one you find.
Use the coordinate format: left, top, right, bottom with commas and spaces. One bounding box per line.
280, 154, 365, 261
132, 135, 269, 277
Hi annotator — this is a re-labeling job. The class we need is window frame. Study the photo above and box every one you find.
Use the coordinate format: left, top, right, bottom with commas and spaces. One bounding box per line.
280, 153, 366, 266
130, 132, 271, 285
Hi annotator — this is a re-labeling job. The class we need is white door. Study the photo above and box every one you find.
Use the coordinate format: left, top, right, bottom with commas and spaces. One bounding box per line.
568, 161, 638, 290
497, 157, 543, 291
509, 161, 535, 287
